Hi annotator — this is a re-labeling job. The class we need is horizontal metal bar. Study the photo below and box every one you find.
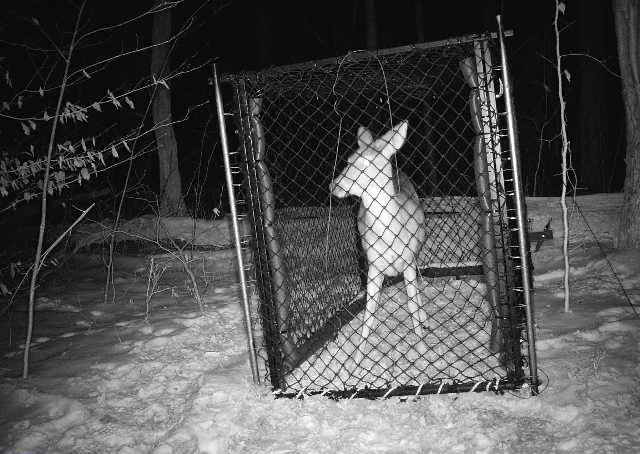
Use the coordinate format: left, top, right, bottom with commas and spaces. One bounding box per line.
275, 375, 529, 400
221, 31, 514, 81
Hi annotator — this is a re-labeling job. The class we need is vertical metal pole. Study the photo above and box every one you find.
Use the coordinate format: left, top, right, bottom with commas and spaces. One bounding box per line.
213, 65, 260, 384
460, 55, 503, 353
496, 16, 539, 389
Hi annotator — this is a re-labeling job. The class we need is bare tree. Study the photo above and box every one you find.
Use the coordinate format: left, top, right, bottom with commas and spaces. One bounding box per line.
414, 0, 424, 43
613, 0, 640, 248
151, 0, 186, 215
0, 0, 216, 373
364, 0, 377, 50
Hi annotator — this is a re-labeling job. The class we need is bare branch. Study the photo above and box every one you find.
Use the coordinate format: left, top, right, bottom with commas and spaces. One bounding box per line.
0, 59, 210, 123
67, 17, 194, 82
562, 53, 622, 79
76, 1, 185, 45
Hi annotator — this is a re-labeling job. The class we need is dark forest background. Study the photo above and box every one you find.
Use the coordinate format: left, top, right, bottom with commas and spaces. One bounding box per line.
0, 0, 625, 220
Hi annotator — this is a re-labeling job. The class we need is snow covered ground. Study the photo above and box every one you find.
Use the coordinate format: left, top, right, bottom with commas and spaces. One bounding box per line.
1, 238, 640, 453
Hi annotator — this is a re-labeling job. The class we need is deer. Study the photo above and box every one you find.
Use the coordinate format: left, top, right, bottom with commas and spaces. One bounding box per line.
329, 120, 427, 357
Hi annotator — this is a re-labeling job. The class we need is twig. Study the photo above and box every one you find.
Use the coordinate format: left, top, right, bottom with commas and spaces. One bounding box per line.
0, 204, 94, 318
145, 256, 170, 321
38, 204, 95, 268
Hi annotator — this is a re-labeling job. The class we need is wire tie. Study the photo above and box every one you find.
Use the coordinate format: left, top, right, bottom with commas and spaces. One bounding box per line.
415, 383, 425, 398
437, 382, 446, 394
383, 386, 398, 399
349, 390, 359, 400
470, 381, 482, 393
295, 386, 308, 400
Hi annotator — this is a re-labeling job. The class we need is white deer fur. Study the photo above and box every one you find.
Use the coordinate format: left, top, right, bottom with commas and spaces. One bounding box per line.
330, 121, 427, 352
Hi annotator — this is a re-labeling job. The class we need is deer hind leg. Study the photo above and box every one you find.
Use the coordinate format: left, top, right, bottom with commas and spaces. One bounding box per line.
404, 265, 426, 338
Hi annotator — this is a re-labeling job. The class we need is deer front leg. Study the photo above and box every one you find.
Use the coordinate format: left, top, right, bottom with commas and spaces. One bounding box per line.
353, 268, 384, 365
404, 265, 426, 338
360, 268, 384, 346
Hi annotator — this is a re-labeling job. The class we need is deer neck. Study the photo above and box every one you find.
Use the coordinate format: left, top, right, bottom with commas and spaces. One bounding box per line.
359, 170, 397, 216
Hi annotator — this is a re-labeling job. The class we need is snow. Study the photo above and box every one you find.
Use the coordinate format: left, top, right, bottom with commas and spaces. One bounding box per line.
2, 223, 640, 453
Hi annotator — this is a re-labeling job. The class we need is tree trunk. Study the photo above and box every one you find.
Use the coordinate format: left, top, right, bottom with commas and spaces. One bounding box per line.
255, 1, 272, 68
364, 0, 377, 50
414, 0, 424, 43
151, 0, 185, 216
576, 1, 607, 193
613, 0, 640, 248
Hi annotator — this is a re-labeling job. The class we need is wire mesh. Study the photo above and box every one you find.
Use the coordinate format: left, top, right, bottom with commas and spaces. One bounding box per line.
220, 34, 536, 399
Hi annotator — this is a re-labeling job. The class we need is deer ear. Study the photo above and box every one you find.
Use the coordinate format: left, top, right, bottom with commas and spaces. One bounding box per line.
379, 120, 408, 159
357, 126, 374, 148
394, 121, 408, 140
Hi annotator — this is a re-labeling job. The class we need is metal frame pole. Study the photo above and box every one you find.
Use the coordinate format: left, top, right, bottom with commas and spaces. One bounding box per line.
213, 64, 260, 384
496, 16, 539, 390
